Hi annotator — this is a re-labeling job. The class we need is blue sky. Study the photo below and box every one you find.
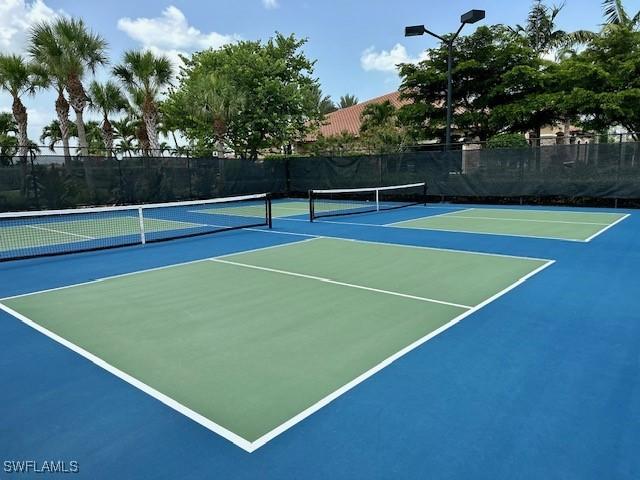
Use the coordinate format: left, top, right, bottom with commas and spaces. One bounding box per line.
0, 0, 634, 141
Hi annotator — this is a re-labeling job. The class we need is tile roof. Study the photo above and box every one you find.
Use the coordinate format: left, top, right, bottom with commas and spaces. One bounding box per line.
314, 91, 408, 138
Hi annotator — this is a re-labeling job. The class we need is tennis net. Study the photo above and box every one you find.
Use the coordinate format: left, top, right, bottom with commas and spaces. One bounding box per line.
309, 182, 427, 221
0, 193, 272, 262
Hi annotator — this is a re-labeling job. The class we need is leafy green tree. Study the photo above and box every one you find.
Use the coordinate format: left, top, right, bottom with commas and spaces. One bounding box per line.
558, 25, 640, 138
169, 33, 322, 159
89, 80, 128, 154
33, 18, 108, 156
113, 50, 173, 154
0, 54, 44, 157
309, 132, 360, 156
398, 26, 541, 143
486, 133, 529, 149
338, 94, 358, 109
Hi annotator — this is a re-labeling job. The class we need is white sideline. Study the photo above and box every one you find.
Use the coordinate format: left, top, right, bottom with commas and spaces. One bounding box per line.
279, 217, 589, 242
0, 302, 254, 453
583, 213, 631, 242
210, 258, 472, 310
0, 237, 319, 302
26, 224, 95, 240
254, 228, 554, 263
247, 258, 556, 451
394, 214, 615, 226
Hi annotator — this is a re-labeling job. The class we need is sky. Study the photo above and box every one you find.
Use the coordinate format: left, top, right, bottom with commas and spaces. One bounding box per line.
0, 0, 636, 142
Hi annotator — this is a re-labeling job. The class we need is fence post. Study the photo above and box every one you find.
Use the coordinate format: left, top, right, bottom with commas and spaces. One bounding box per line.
187, 152, 193, 199
29, 148, 40, 209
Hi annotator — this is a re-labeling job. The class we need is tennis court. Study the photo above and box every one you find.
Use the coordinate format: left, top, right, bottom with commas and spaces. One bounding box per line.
0, 237, 551, 451
389, 207, 630, 242
1, 188, 637, 479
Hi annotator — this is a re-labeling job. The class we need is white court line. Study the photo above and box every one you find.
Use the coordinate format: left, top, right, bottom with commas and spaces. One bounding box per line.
0, 237, 320, 302
251, 228, 553, 262
25, 224, 95, 240
278, 217, 588, 243
247, 258, 556, 451
394, 214, 613, 226
211, 258, 472, 310
0, 302, 254, 453
0, 235, 554, 453
583, 213, 631, 242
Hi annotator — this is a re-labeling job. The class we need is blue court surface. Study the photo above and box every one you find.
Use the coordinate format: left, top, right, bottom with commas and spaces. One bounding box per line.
1, 199, 639, 479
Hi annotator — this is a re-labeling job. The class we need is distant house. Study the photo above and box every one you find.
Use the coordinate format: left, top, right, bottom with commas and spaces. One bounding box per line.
300, 90, 591, 151
313, 91, 407, 138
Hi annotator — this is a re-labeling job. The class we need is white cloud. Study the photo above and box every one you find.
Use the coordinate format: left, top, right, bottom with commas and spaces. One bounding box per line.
360, 44, 429, 73
0, 0, 63, 54
117, 6, 240, 67
262, 0, 279, 9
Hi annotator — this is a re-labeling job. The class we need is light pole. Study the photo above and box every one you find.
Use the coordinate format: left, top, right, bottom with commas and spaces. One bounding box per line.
405, 9, 485, 150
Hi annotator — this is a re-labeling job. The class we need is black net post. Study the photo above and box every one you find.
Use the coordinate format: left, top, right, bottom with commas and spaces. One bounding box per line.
308, 190, 314, 222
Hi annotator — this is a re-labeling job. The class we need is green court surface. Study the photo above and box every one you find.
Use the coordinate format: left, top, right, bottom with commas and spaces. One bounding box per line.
1, 237, 551, 450
1, 217, 202, 250
391, 207, 629, 241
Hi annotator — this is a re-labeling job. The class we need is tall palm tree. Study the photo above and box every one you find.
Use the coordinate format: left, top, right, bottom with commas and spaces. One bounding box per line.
602, 0, 640, 29
35, 18, 108, 157
339, 94, 359, 109
113, 50, 173, 154
89, 80, 128, 155
0, 54, 43, 157
508, 0, 595, 58
29, 22, 72, 161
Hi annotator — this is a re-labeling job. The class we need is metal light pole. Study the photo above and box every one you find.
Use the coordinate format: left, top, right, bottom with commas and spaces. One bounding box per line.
405, 9, 486, 150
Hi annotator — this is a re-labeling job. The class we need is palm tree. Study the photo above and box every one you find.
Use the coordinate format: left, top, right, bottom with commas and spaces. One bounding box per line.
113, 50, 173, 154
360, 101, 397, 132
310, 85, 337, 115
0, 112, 19, 165
112, 116, 138, 156
339, 94, 359, 109
35, 18, 108, 157
29, 22, 72, 161
40, 119, 78, 152
508, 0, 595, 58
89, 80, 128, 155
602, 0, 640, 29
0, 54, 44, 157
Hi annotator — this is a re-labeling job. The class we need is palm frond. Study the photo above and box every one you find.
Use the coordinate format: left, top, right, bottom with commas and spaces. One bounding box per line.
602, 0, 631, 25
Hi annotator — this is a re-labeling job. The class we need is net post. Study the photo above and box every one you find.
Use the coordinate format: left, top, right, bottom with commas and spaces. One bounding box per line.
266, 194, 273, 228
375, 189, 380, 211
138, 207, 146, 245
308, 190, 314, 222
423, 182, 427, 206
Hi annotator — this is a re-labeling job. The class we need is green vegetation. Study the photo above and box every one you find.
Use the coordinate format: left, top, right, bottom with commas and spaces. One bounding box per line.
0, 0, 639, 158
